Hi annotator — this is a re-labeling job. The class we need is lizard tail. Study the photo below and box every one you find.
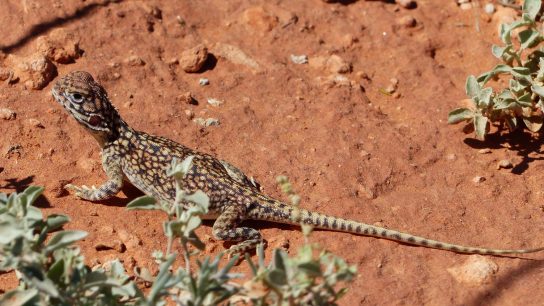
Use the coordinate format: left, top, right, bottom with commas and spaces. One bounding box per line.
249, 200, 544, 255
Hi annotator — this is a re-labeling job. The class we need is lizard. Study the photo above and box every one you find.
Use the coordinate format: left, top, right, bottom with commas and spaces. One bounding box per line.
51, 70, 544, 256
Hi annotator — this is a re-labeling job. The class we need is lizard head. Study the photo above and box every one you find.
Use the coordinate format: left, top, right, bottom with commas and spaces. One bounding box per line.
52, 71, 124, 145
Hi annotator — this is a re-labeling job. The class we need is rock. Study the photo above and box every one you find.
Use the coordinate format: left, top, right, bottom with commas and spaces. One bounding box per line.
472, 176, 485, 183
397, 15, 417, 28
478, 148, 491, 154
326, 55, 351, 74
241, 7, 278, 32
497, 159, 513, 170
290, 54, 308, 64
177, 92, 197, 105
448, 255, 498, 285
35, 28, 81, 64
9, 54, 56, 90
199, 78, 210, 86
446, 153, 456, 161
0, 67, 15, 82
207, 98, 223, 106
117, 230, 142, 250
396, 0, 417, 9
484, 3, 495, 15
179, 44, 208, 73
125, 55, 145, 66
210, 43, 260, 71
309, 55, 351, 74
95, 240, 126, 253
459, 3, 473, 10
193, 117, 220, 127
0, 108, 16, 120
185, 109, 195, 120
27, 118, 44, 128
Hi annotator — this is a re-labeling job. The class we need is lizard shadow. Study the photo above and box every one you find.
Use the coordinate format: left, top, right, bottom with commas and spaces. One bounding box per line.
463, 128, 544, 175
464, 258, 544, 306
1, 175, 35, 192
1, 0, 123, 53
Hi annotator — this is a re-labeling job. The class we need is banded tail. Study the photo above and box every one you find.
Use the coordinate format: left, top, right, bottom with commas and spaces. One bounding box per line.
249, 199, 544, 255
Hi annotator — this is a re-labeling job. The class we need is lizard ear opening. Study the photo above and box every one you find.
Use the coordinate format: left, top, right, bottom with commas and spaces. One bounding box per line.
89, 115, 102, 126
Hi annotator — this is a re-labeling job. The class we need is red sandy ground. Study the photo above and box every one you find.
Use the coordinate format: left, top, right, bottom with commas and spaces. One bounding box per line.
1, 0, 544, 305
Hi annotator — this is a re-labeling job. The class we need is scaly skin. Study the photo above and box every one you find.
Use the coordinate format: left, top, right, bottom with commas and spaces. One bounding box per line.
51, 71, 544, 256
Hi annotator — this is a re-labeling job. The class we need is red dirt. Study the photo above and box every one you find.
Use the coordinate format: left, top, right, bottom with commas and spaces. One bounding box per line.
2, 0, 544, 305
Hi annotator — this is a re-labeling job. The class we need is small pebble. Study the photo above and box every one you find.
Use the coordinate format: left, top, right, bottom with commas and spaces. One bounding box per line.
125, 55, 145, 66
478, 148, 491, 154
397, 15, 417, 28
193, 117, 220, 127
0, 108, 16, 120
448, 255, 498, 285
177, 92, 197, 105
199, 78, 209, 86
484, 3, 495, 14
290, 54, 308, 64
497, 159, 513, 170
446, 153, 456, 161
207, 98, 223, 106
27, 118, 44, 128
472, 176, 486, 183
185, 109, 195, 120
460, 3, 473, 10
396, 0, 417, 9
179, 44, 208, 73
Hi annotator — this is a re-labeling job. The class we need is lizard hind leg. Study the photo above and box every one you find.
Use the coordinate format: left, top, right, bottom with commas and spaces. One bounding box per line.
212, 204, 263, 257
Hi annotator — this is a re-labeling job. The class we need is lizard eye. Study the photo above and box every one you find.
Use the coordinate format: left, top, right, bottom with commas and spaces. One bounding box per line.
70, 93, 84, 103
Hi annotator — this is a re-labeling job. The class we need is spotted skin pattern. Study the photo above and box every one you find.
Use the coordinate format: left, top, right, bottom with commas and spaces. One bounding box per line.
52, 71, 544, 256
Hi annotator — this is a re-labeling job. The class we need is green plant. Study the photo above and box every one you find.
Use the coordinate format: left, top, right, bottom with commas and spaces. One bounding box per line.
448, 0, 544, 139
1, 156, 356, 305
0, 186, 138, 306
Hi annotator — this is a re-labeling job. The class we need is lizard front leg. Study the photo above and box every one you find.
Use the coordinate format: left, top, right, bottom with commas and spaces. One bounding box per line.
212, 204, 263, 256
66, 151, 123, 201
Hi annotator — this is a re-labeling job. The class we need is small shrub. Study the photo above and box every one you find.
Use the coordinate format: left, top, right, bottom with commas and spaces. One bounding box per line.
448, 0, 544, 139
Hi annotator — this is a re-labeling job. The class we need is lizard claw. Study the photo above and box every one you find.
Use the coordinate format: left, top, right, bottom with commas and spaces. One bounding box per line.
64, 183, 96, 200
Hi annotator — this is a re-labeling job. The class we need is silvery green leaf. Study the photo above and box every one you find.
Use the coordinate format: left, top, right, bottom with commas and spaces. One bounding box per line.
267, 269, 287, 286
522, 108, 544, 132
0, 220, 23, 244
44, 230, 88, 254
523, 0, 541, 21
474, 114, 488, 140
167, 155, 195, 178
298, 262, 322, 277
532, 84, 544, 97
22, 186, 44, 206
183, 190, 210, 212
491, 45, 505, 59
273, 249, 286, 272
465, 75, 481, 99
45, 214, 70, 231
478, 87, 493, 107
185, 216, 201, 233
29, 276, 59, 298
127, 196, 157, 210
519, 29, 542, 49
0, 289, 38, 306
477, 64, 512, 84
